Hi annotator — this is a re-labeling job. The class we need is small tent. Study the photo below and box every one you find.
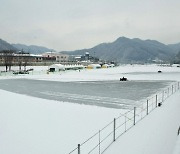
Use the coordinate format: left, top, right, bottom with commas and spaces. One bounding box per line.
48, 64, 65, 72
87, 64, 101, 69
109, 64, 115, 67
102, 64, 110, 68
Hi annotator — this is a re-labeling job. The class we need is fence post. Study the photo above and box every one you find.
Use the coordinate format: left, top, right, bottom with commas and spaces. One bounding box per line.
156, 95, 158, 107
125, 114, 127, 132
162, 91, 164, 102
113, 118, 116, 142
134, 107, 136, 125
147, 100, 149, 115
141, 106, 143, 119
172, 85, 174, 94
78, 144, 80, 154
99, 130, 101, 154
168, 88, 169, 97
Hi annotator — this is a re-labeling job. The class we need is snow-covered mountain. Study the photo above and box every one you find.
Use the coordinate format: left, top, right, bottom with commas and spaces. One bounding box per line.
1, 37, 180, 63
61, 37, 180, 63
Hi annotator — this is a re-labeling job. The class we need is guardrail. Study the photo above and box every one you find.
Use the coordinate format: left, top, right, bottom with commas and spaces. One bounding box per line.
69, 82, 180, 154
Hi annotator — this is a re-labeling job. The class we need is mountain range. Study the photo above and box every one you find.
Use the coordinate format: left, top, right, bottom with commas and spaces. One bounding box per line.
61, 37, 180, 63
12, 44, 56, 54
0, 39, 55, 54
0, 39, 17, 51
0, 37, 180, 63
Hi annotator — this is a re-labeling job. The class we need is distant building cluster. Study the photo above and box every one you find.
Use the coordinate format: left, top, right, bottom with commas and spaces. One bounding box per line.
0, 51, 101, 65
48, 63, 115, 73
0, 50, 116, 72
42, 52, 69, 62
68, 52, 99, 62
0, 51, 69, 65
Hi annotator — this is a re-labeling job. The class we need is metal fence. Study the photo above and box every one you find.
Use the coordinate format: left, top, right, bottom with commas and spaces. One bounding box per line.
69, 82, 180, 154
0, 69, 80, 76
0, 70, 65, 76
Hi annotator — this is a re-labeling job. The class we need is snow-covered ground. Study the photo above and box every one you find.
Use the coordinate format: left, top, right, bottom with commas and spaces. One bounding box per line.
0, 89, 121, 154
0, 64, 180, 81
0, 64, 180, 154
173, 135, 180, 154
104, 90, 180, 154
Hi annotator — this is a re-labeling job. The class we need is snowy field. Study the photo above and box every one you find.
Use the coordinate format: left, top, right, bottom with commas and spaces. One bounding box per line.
0, 64, 180, 154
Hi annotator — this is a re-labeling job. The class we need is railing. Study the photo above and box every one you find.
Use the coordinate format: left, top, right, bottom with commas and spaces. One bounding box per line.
0, 68, 82, 76
69, 82, 180, 154
0, 70, 67, 76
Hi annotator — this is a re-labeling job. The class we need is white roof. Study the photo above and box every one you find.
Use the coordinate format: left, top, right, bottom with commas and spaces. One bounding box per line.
64, 65, 84, 68
109, 64, 115, 67
102, 64, 109, 66
30, 54, 42, 57
48, 64, 65, 69
88, 64, 101, 67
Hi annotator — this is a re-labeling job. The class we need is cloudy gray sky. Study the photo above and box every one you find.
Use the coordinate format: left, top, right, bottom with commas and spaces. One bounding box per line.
0, 0, 180, 51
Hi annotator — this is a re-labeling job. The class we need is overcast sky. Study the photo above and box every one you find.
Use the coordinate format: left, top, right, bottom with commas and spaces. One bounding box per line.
0, 0, 180, 51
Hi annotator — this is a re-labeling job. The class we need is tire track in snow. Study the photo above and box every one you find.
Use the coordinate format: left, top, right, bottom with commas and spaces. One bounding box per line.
40, 91, 139, 109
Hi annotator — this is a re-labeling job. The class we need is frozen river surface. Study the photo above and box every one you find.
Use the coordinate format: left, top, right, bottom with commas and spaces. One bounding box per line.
0, 79, 172, 109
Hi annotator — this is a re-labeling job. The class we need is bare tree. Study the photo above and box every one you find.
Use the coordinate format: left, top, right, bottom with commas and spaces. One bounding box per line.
17, 51, 30, 71
0, 50, 15, 72
23, 53, 30, 71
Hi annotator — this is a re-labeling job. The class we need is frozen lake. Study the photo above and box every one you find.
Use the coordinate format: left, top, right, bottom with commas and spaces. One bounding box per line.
0, 79, 172, 109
